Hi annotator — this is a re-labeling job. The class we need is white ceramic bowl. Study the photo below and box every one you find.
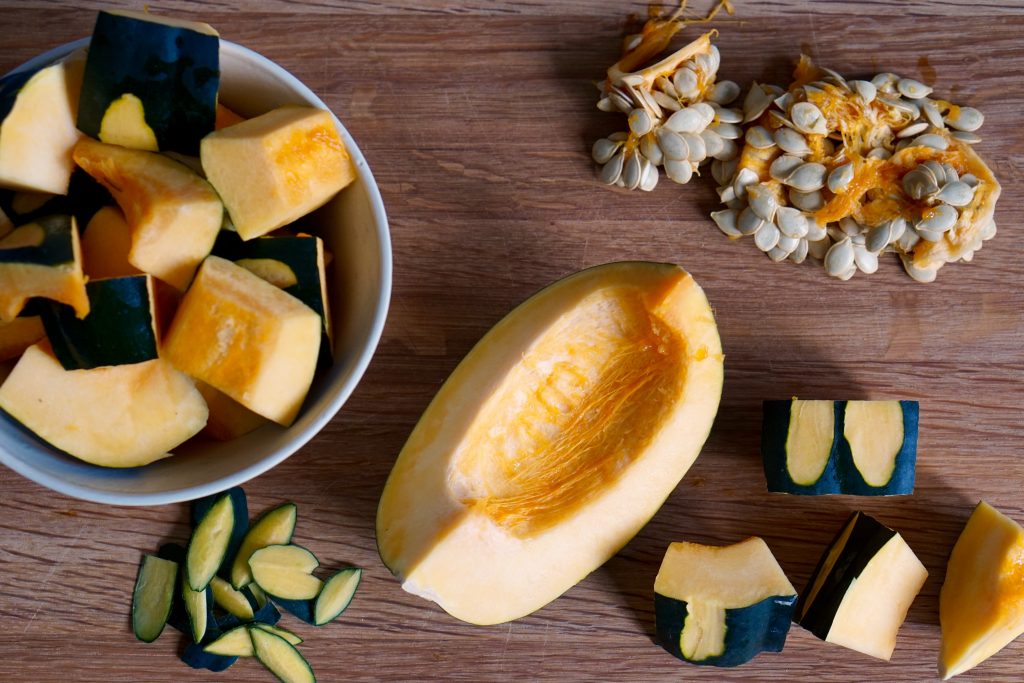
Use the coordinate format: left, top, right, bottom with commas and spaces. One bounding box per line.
0, 39, 392, 505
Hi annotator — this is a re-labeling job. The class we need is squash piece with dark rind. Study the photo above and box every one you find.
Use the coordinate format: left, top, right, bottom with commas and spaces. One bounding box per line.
654, 537, 797, 667
187, 493, 237, 591
377, 261, 723, 625
0, 214, 88, 322
313, 568, 361, 626
796, 511, 927, 661
0, 341, 207, 467
132, 554, 178, 643
164, 256, 321, 426
939, 501, 1024, 679
231, 502, 298, 589
251, 627, 316, 683
77, 10, 219, 155
72, 138, 223, 291
248, 545, 323, 601
80, 206, 141, 279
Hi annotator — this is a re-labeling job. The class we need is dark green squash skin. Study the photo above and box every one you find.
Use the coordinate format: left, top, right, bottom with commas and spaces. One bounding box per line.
761, 400, 918, 496
212, 230, 332, 368
77, 11, 219, 155
40, 275, 158, 370
1, 171, 115, 238
655, 592, 797, 667
190, 487, 249, 583
0, 213, 75, 266
795, 511, 896, 640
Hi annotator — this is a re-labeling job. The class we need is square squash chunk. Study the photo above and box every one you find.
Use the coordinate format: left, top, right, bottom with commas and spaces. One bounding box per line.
164, 255, 321, 426
200, 106, 355, 240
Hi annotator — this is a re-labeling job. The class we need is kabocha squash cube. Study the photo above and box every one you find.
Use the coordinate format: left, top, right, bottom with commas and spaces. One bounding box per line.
77, 10, 219, 155
80, 206, 141, 279
164, 256, 321, 427
0, 316, 44, 362
40, 274, 160, 370
200, 106, 355, 240
939, 502, 1024, 679
377, 262, 724, 625
796, 511, 927, 661
0, 342, 207, 467
0, 55, 84, 194
0, 214, 88, 322
761, 399, 918, 495
73, 138, 223, 290
654, 537, 797, 667
194, 380, 268, 442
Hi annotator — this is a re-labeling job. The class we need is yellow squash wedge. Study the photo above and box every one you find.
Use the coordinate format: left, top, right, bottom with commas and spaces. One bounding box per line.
376, 262, 723, 625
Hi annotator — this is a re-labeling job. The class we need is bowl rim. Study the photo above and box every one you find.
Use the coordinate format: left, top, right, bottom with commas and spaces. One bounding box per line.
0, 38, 393, 506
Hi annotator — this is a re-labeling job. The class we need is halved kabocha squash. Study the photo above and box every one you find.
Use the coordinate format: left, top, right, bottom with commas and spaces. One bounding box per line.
77, 10, 219, 155
796, 511, 927, 661
0, 341, 207, 467
0, 214, 88, 322
73, 138, 223, 290
376, 261, 723, 625
0, 53, 84, 194
163, 256, 321, 426
40, 274, 159, 370
654, 537, 797, 667
939, 501, 1024, 679
200, 106, 355, 240
761, 399, 918, 495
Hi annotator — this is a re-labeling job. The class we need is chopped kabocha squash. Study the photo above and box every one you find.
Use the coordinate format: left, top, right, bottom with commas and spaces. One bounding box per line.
194, 380, 268, 442
164, 256, 321, 426
762, 399, 918, 495
0, 53, 84, 194
654, 537, 797, 667
0, 214, 88, 322
376, 261, 724, 625
0, 341, 207, 467
0, 170, 114, 232
79, 206, 141, 279
939, 501, 1024, 679
213, 230, 332, 366
215, 104, 245, 130
77, 10, 219, 155
0, 315, 44, 362
796, 511, 927, 661
73, 138, 223, 290
200, 106, 355, 240
40, 274, 159, 370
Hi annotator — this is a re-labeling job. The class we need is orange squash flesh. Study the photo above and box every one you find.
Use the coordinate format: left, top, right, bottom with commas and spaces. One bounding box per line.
79, 205, 142, 279
0, 215, 89, 322
0, 315, 44, 361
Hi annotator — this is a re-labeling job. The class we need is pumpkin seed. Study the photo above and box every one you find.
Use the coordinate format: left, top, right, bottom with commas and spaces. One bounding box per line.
921, 100, 944, 128
753, 221, 781, 252
747, 183, 779, 222
596, 97, 617, 113
900, 254, 938, 283
681, 132, 707, 163
745, 125, 776, 149
770, 155, 804, 182
934, 181, 975, 207
776, 233, 800, 255
710, 122, 743, 140
653, 90, 683, 112
700, 128, 725, 159
711, 209, 742, 237
673, 67, 700, 100
609, 90, 634, 114
713, 137, 740, 161
850, 79, 877, 104
767, 245, 790, 262
591, 138, 621, 164
877, 94, 919, 117
664, 159, 694, 185
732, 167, 759, 197
774, 127, 811, 156
622, 152, 643, 190
665, 106, 705, 134
711, 158, 736, 187
805, 218, 827, 242
867, 147, 892, 160
951, 130, 982, 144
824, 237, 855, 277
657, 128, 689, 160
896, 121, 929, 138
790, 102, 829, 135
897, 78, 932, 100
639, 159, 659, 192
709, 80, 741, 105
910, 133, 948, 151
827, 162, 855, 194
693, 103, 717, 129
600, 151, 625, 185
789, 188, 825, 212
628, 109, 653, 136
738, 206, 766, 235
742, 83, 774, 123
959, 173, 979, 188
916, 203, 958, 234
786, 162, 827, 192
776, 206, 809, 238
940, 162, 959, 185
807, 236, 831, 261
871, 72, 900, 93
896, 227, 921, 252
853, 244, 879, 274
710, 103, 743, 124
789, 238, 810, 264
866, 222, 894, 253
640, 134, 663, 167
774, 92, 794, 112
839, 216, 863, 237
903, 168, 938, 200
820, 66, 848, 88
945, 106, 984, 132
608, 131, 629, 142
717, 184, 737, 203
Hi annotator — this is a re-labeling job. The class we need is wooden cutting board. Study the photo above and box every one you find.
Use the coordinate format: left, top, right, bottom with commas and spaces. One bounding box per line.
1, 1, 1022, 681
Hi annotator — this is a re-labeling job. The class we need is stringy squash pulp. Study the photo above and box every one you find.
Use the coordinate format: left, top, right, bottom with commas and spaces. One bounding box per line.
376, 262, 723, 625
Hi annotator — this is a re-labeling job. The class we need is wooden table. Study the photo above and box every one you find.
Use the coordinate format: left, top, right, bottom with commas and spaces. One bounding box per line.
1, 1, 1022, 680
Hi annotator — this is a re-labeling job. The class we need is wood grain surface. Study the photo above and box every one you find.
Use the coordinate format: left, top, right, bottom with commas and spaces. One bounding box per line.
1, 1, 1023, 681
